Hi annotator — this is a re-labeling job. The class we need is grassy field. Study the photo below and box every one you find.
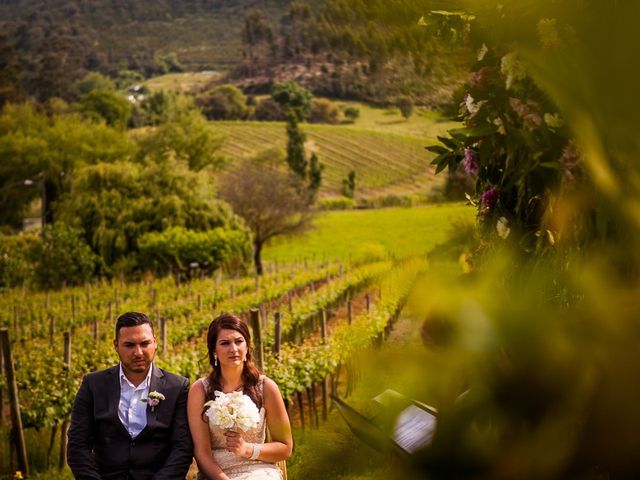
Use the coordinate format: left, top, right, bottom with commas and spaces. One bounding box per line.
263, 203, 474, 262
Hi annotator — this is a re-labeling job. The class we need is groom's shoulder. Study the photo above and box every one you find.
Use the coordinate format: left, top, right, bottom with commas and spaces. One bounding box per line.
84, 365, 119, 381
156, 366, 189, 387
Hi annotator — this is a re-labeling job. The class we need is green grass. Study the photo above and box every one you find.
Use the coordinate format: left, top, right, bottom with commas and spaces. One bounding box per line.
263, 203, 475, 262
141, 71, 221, 93
335, 100, 460, 138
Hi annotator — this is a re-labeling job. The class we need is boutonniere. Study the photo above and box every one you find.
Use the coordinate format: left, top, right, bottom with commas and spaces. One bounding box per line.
143, 391, 165, 412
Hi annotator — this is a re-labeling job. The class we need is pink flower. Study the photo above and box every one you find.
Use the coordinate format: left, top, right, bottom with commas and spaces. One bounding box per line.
480, 188, 498, 212
462, 148, 479, 176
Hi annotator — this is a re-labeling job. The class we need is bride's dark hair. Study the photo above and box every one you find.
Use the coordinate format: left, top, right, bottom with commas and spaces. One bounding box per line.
204, 313, 262, 408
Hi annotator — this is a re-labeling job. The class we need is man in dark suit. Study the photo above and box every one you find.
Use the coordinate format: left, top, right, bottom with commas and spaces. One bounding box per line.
67, 312, 193, 480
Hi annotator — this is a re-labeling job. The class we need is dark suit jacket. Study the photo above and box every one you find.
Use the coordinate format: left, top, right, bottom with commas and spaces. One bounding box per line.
67, 365, 193, 480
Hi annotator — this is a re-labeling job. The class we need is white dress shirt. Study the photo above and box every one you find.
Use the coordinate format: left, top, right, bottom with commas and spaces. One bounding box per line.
118, 363, 153, 438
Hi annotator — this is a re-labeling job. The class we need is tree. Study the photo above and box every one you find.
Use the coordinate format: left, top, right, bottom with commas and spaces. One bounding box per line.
309, 98, 340, 124
80, 89, 132, 130
342, 170, 356, 198
271, 81, 313, 121
55, 156, 246, 273
343, 106, 360, 122
308, 152, 324, 197
396, 95, 414, 120
218, 150, 313, 275
197, 84, 249, 120
285, 111, 307, 179
242, 9, 276, 74
0, 33, 24, 108
0, 103, 135, 228
136, 108, 226, 171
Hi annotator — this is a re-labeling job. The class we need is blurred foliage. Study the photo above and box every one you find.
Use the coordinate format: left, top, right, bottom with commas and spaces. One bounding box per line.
79, 88, 132, 129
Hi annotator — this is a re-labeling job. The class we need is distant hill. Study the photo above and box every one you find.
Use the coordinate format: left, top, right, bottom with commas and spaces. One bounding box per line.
0, 0, 290, 100
0, 0, 472, 108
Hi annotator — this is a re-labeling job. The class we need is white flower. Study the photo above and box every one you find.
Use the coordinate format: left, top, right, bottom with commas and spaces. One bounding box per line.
500, 53, 526, 89
463, 94, 487, 117
204, 391, 260, 432
544, 113, 564, 129
496, 217, 511, 239
477, 43, 488, 61
143, 391, 165, 411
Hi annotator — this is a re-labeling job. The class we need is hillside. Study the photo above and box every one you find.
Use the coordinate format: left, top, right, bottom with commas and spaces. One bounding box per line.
0, 0, 472, 107
214, 109, 458, 200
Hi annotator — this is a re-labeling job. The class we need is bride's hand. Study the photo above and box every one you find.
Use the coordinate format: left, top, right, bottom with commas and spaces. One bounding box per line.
224, 430, 252, 458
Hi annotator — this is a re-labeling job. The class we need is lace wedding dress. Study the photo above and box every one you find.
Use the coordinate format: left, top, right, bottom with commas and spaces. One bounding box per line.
198, 376, 282, 480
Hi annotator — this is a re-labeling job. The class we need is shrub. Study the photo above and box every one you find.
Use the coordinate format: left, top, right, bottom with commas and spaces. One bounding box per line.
30, 224, 100, 290
396, 95, 414, 120
318, 197, 355, 210
309, 98, 340, 124
138, 226, 251, 274
254, 98, 287, 121
0, 234, 35, 288
376, 194, 413, 208
197, 84, 249, 120
343, 106, 360, 122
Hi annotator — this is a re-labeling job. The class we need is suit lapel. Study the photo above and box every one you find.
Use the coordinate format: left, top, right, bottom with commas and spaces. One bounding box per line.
139, 364, 165, 438
106, 365, 131, 438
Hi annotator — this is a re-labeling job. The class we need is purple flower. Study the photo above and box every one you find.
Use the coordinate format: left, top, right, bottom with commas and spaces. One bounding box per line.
462, 148, 479, 176
480, 188, 498, 211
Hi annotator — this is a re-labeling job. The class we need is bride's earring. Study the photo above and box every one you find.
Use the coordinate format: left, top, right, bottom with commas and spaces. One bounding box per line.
214, 354, 218, 367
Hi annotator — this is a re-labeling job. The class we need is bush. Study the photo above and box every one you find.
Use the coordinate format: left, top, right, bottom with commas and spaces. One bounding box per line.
30, 224, 99, 290
396, 95, 414, 120
197, 84, 249, 120
343, 106, 360, 122
254, 98, 286, 121
309, 98, 340, 124
0, 234, 35, 288
376, 194, 413, 208
138, 226, 251, 274
318, 197, 355, 210
80, 89, 132, 130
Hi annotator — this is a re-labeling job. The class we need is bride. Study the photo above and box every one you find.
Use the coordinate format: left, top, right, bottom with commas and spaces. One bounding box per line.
187, 313, 293, 480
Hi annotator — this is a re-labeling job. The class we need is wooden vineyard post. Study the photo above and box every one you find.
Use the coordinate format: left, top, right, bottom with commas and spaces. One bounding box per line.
274, 313, 281, 359
0, 328, 29, 477
0, 338, 4, 426
296, 391, 305, 431
366, 293, 371, 314
198, 294, 203, 313
321, 310, 328, 421
13, 305, 19, 340
347, 300, 353, 325
249, 309, 263, 370
160, 316, 167, 354
93, 316, 99, 343
49, 313, 56, 346
59, 332, 71, 469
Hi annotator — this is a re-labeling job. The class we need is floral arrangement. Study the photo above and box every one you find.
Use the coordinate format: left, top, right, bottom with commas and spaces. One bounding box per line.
204, 391, 260, 431
143, 391, 165, 412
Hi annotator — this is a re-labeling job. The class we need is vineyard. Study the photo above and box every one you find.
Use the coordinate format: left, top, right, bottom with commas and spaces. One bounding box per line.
215, 121, 448, 199
0, 252, 428, 474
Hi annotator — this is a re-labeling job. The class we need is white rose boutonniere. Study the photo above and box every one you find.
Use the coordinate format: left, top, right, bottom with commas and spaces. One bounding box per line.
143, 391, 165, 412
204, 391, 260, 432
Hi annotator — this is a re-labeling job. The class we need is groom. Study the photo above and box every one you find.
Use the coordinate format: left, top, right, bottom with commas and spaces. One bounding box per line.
67, 311, 193, 479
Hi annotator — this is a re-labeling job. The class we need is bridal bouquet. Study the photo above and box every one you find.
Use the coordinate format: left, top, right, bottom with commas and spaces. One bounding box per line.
204, 391, 260, 431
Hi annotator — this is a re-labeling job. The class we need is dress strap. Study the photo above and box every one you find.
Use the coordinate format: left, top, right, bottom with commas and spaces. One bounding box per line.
202, 376, 211, 395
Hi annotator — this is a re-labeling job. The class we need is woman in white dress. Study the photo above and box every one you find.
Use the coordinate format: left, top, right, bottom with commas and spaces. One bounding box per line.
187, 313, 293, 480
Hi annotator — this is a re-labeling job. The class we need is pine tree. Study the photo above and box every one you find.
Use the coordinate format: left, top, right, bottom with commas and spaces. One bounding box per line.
286, 111, 307, 179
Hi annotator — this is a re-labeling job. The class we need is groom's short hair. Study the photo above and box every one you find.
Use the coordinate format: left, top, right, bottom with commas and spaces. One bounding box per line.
115, 311, 154, 338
